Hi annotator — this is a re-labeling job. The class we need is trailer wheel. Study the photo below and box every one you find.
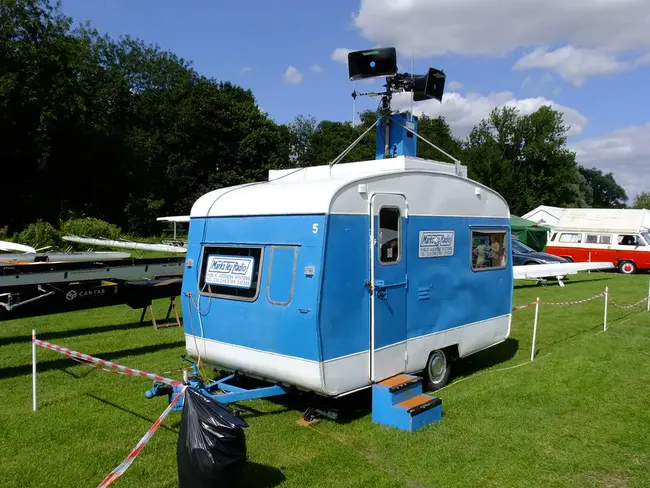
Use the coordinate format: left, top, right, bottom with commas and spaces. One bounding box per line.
424, 349, 451, 391
619, 261, 636, 275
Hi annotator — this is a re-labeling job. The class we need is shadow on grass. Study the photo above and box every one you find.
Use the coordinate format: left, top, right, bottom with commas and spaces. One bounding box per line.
237, 462, 287, 488
0, 341, 185, 380
0, 321, 153, 347
85, 393, 178, 434
209, 373, 372, 426
450, 337, 519, 382
200, 342, 519, 426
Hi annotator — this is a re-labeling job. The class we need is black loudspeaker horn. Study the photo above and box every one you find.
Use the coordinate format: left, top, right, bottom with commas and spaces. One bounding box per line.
348, 47, 398, 81
412, 68, 446, 102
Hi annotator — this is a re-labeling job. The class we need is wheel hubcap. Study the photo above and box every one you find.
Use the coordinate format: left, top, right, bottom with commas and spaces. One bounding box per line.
428, 351, 446, 384
623, 263, 633, 273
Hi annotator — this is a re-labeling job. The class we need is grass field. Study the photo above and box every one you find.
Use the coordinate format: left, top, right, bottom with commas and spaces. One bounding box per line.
1, 272, 650, 487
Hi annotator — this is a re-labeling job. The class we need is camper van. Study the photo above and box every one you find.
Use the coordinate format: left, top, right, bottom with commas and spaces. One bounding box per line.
180, 155, 514, 396
545, 208, 650, 274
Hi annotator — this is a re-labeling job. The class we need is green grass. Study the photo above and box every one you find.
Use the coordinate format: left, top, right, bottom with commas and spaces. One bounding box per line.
1, 273, 650, 487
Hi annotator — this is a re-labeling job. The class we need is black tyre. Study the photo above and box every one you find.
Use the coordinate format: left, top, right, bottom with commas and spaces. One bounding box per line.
424, 348, 451, 391
619, 261, 637, 275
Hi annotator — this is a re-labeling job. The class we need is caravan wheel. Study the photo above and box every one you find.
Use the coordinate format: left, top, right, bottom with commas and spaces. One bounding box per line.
424, 349, 451, 391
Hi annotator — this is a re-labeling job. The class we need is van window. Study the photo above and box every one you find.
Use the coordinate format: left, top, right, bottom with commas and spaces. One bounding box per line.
198, 246, 263, 301
559, 233, 582, 243
586, 234, 612, 244
379, 206, 401, 264
618, 235, 644, 246
550, 232, 557, 242
471, 230, 508, 271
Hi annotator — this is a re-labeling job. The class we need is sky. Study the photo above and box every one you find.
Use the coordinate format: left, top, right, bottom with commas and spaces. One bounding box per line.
59, 0, 650, 203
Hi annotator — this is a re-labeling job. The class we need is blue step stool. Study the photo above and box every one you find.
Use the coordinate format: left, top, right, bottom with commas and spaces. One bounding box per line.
371, 374, 442, 432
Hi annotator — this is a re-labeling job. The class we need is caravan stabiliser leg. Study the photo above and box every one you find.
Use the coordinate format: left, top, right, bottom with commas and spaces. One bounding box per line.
303, 406, 340, 422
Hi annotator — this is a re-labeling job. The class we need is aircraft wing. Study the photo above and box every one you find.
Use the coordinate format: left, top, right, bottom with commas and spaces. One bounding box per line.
513, 261, 614, 281
62, 236, 187, 253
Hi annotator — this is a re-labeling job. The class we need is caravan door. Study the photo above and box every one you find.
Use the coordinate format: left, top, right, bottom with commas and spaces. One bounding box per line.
370, 193, 408, 382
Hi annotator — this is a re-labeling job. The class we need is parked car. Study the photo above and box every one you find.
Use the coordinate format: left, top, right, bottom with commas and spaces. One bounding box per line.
511, 237, 568, 265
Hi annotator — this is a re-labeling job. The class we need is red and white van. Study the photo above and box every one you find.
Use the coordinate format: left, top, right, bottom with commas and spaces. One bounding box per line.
545, 208, 650, 274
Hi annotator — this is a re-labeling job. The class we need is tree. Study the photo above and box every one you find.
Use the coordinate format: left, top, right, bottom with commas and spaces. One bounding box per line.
0, 0, 96, 230
464, 105, 588, 215
633, 192, 650, 209
416, 115, 465, 163
578, 167, 628, 208
300, 119, 376, 166
286, 115, 317, 167
0, 0, 292, 235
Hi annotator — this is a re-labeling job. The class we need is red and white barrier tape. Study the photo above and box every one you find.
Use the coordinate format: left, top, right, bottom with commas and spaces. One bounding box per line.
97, 386, 186, 488
609, 295, 649, 310
512, 302, 535, 311
69, 357, 191, 379
32, 337, 182, 387
544, 291, 606, 306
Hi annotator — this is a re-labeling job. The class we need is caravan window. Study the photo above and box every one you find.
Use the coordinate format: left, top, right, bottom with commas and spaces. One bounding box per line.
198, 246, 263, 301
379, 206, 401, 264
559, 233, 582, 243
471, 230, 508, 271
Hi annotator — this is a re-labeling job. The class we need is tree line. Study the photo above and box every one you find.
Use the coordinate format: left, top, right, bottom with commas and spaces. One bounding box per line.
1, 0, 646, 241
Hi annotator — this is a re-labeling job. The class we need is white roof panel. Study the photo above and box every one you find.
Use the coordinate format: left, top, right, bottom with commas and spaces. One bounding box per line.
191, 156, 469, 218
555, 208, 650, 233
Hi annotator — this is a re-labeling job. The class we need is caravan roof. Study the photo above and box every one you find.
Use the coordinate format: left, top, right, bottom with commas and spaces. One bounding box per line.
190, 156, 507, 219
554, 208, 650, 234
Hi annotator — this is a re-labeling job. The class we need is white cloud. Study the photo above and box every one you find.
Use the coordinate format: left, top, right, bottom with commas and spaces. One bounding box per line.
353, 0, 650, 83
331, 48, 352, 64
392, 90, 588, 139
310, 64, 324, 73
514, 46, 650, 86
240, 66, 252, 74
355, 0, 650, 56
283, 65, 303, 85
572, 123, 650, 200
448, 80, 463, 91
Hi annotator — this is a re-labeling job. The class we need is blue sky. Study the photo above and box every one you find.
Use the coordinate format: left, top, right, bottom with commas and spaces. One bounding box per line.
59, 0, 650, 201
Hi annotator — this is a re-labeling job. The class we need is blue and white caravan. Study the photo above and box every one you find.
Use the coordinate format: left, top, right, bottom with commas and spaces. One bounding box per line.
181, 153, 513, 398
164, 47, 514, 430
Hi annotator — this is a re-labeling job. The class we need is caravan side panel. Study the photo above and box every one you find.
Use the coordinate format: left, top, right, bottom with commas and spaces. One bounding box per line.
181, 215, 328, 394
403, 215, 513, 372
318, 214, 371, 395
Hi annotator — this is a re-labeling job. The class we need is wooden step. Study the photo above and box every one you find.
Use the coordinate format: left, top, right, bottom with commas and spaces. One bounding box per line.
396, 394, 442, 415
378, 374, 420, 392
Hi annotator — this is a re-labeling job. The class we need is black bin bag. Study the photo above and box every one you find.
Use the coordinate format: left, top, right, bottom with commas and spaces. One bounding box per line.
177, 387, 249, 487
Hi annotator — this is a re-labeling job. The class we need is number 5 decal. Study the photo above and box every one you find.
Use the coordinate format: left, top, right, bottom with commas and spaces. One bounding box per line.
312, 223, 319, 234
